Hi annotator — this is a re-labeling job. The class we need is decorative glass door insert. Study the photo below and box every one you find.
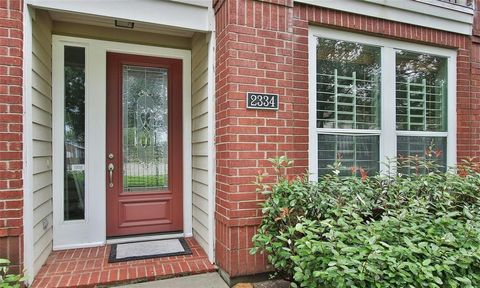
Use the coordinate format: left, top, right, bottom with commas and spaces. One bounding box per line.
122, 65, 168, 192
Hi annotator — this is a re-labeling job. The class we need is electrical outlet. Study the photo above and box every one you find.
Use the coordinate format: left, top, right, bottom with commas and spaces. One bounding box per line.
42, 218, 49, 230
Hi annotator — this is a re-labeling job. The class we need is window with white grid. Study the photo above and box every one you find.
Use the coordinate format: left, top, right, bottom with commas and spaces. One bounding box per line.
309, 28, 456, 178
396, 51, 448, 172
316, 38, 381, 176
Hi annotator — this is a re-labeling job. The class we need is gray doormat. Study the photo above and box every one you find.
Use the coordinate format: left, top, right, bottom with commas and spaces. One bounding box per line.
108, 238, 191, 263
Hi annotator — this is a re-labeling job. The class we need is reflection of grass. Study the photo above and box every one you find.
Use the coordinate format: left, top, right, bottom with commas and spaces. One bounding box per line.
125, 175, 167, 187
67, 171, 85, 182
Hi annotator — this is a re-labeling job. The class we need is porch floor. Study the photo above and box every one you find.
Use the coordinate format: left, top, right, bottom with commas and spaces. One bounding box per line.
31, 237, 216, 288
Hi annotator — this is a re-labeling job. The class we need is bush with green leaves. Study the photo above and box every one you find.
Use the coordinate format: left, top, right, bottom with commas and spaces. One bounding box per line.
0, 259, 24, 288
251, 156, 480, 288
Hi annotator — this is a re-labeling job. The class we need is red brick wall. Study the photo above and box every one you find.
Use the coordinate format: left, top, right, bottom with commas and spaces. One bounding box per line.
214, 0, 477, 278
214, 0, 300, 277
470, 0, 480, 159
0, 0, 23, 273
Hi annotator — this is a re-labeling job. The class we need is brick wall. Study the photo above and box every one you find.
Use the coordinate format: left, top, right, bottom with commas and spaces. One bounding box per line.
470, 0, 480, 159
0, 0, 23, 273
214, 0, 300, 277
214, 0, 477, 278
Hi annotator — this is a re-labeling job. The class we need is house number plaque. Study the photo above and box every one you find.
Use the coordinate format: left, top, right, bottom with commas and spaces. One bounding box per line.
246, 92, 279, 110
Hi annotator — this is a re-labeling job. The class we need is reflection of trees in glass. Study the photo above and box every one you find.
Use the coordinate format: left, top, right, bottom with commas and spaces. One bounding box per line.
317, 39, 381, 80
64, 65, 85, 144
316, 38, 381, 129
396, 51, 446, 86
64, 46, 85, 220
396, 51, 447, 132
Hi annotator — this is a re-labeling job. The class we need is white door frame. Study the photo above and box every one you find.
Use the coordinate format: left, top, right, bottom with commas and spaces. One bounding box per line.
52, 35, 192, 250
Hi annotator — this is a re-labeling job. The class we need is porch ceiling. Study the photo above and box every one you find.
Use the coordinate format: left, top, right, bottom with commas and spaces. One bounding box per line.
27, 0, 211, 35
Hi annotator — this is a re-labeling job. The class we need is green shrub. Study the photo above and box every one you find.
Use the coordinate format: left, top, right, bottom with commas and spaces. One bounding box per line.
0, 259, 24, 288
251, 156, 480, 288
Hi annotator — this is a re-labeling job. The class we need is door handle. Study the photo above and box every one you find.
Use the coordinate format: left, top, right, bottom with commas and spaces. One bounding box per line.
108, 163, 114, 188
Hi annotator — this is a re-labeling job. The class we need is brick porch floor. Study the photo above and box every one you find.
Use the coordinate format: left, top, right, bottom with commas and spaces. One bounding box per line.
31, 237, 216, 288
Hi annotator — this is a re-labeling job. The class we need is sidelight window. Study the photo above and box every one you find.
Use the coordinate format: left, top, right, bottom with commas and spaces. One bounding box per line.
63, 46, 86, 220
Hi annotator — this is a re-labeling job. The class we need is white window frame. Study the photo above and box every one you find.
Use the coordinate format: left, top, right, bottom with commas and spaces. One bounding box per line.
308, 26, 457, 180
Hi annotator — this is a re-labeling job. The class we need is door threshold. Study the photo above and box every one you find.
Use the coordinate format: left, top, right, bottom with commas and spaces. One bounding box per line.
106, 232, 184, 245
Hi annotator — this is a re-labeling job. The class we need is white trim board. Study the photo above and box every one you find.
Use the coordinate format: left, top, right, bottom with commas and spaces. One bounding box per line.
22, 4, 35, 284
296, 0, 473, 35
106, 233, 185, 245
52, 35, 192, 249
308, 26, 457, 180
206, 31, 216, 263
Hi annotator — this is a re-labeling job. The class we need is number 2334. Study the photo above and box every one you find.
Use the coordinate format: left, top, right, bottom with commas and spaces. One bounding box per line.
246, 93, 279, 110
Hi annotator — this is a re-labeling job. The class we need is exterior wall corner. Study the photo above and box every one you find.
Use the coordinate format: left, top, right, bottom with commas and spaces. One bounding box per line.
0, 0, 25, 275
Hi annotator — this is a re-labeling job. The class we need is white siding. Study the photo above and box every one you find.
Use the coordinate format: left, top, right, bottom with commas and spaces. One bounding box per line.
31, 10, 53, 276
191, 33, 210, 253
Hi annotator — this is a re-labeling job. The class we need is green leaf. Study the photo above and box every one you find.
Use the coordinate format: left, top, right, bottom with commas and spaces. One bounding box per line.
454, 277, 471, 285
422, 259, 431, 266
433, 276, 443, 285
0, 259, 10, 265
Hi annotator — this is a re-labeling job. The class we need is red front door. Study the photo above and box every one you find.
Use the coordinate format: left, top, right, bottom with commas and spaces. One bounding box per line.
106, 52, 183, 237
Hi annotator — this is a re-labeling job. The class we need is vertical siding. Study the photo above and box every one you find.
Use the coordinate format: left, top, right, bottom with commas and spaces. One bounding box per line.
31, 10, 53, 275
191, 33, 210, 253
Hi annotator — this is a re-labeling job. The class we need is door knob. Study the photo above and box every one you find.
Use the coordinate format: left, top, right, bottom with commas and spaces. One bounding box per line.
108, 163, 114, 188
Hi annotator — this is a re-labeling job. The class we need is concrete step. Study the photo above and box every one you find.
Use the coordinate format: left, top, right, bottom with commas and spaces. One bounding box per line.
119, 273, 229, 288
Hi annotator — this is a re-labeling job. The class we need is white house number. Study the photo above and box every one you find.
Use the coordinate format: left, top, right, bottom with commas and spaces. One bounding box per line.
246, 93, 279, 110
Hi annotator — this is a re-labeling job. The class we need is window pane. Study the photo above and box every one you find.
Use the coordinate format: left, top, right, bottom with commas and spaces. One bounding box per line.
397, 136, 447, 173
318, 134, 379, 176
122, 65, 168, 192
64, 46, 85, 220
396, 51, 447, 132
316, 38, 381, 130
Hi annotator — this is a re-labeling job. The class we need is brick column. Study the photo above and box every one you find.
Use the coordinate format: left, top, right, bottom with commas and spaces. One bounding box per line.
214, 0, 308, 280
468, 0, 480, 158
0, 0, 24, 274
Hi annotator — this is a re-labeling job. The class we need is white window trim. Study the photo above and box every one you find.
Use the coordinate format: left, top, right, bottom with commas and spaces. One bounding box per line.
52, 35, 192, 249
308, 26, 457, 181
206, 31, 216, 263
22, 4, 34, 282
